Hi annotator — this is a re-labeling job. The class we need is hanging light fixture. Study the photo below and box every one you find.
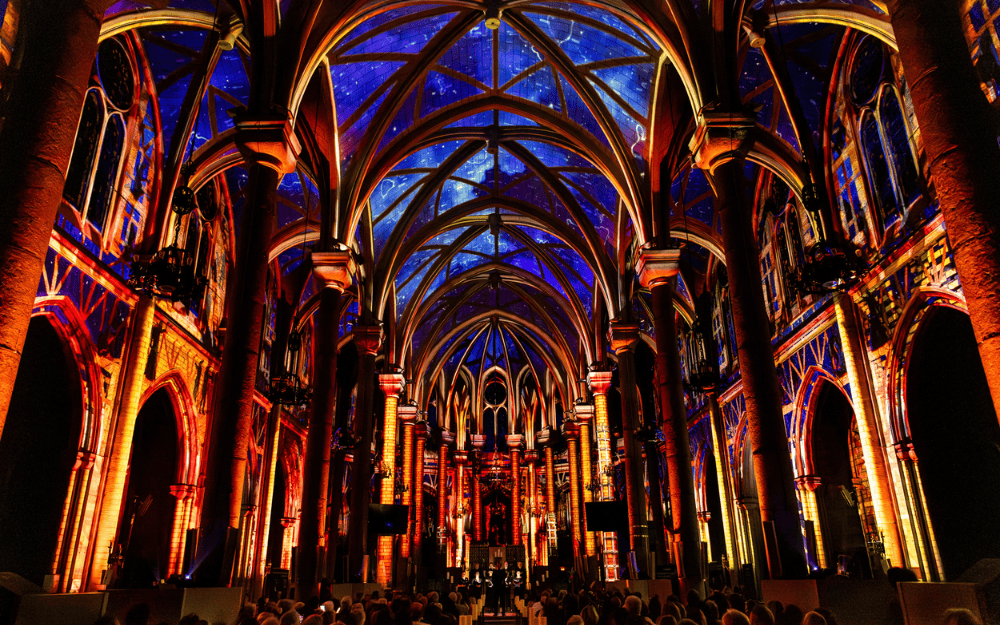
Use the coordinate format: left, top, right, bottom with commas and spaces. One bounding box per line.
269, 330, 313, 407
128, 168, 207, 302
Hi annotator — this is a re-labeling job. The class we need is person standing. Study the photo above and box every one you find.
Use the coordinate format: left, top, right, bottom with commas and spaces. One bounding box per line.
510, 561, 525, 607
490, 561, 507, 615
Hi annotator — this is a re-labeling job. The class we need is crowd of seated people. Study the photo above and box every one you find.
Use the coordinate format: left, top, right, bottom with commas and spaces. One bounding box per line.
94, 576, 985, 625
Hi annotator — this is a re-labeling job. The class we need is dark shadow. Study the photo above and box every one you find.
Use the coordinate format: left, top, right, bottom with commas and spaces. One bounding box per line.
908, 307, 1000, 579
810, 383, 870, 577
0, 317, 81, 585
118, 389, 178, 587
267, 463, 288, 570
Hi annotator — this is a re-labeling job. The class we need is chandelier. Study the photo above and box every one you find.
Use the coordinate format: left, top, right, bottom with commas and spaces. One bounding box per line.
269, 331, 312, 407
786, 184, 866, 296
128, 167, 206, 301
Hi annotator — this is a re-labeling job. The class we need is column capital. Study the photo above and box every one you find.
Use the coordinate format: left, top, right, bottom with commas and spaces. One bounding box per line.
507, 434, 525, 450
894, 440, 917, 462
561, 419, 581, 439
573, 402, 595, 422
524, 449, 540, 464
439, 429, 456, 448
608, 321, 641, 354
454, 450, 469, 466
281, 517, 298, 529
535, 427, 554, 447
311, 249, 356, 292
233, 110, 302, 174
398, 402, 419, 422
587, 369, 614, 395
697, 511, 712, 523
414, 421, 432, 440
795, 475, 822, 492
470, 434, 487, 449
636, 248, 681, 289
76, 449, 98, 470
689, 107, 757, 174
379, 372, 406, 397
169, 483, 197, 500
352, 324, 383, 356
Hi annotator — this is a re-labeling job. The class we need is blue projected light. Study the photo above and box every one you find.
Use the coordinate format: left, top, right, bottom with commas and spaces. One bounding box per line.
524, 11, 646, 66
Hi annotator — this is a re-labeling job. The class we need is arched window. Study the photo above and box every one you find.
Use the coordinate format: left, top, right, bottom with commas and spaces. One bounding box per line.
878, 89, 921, 207
858, 109, 897, 225
62, 37, 139, 243
848, 35, 924, 234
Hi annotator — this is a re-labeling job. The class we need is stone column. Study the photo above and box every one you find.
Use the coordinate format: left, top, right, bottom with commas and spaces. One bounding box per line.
297, 251, 354, 598
887, 0, 1000, 420
438, 431, 454, 561
639, 248, 704, 586
412, 423, 430, 577
508, 435, 524, 545
539, 430, 557, 565
575, 403, 597, 557
711, 155, 807, 579
833, 292, 904, 567
398, 402, 418, 577
795, 476, 827, 570
609, 321, 652, 576
454, 450, 468, 569
347, 324, 382, 582
0, 0, 113, 436
89, 295, 156, 589
376, 372, 405, 587
525, 449, 540, 568
198, 114, 299, 585
587, 370, 620, 579
472, 436, 486, 542
707, 393, 741, 574
168, 484, 197, 578
562, 421, 584, 561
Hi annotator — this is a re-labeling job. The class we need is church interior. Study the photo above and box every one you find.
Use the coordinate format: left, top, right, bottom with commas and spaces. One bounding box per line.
2, 0, 1000, 623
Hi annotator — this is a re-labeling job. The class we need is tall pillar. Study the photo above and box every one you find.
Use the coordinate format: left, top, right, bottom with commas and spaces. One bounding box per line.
609, 321, 652, 575
412, 424, 429, 578
525, 449, 540, 567
710, 155, 806, 579
437, 431, 454, 572
198, 114, 299, 585
887, 0, 1000, 420
707, 394, 741, 573
347, 324, 382, 582
562, 421, 584, 561
472, 450, 484, 542
575, 404, 597, 557
508, 435, 524, 545
0, 0, 112, 436
454, 451, 468, 569
587, 370, 620, 579
298, 252, 353, 598
89, 295, 155, 588
639, 249, 704, 586
643, 440, 670, 567
398, 402, 418, 577
833, 292, 904, 567
376, 372, 405, 587
541, 434, 557, 562
795, 476, 827, 569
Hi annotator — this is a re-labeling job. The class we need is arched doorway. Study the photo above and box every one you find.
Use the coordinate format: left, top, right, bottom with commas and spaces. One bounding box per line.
703, 447, 726, 565
267, 462, 288, 571
118, 389, 178, 587
809, 383, 873, 577
0, 317, 82, 585
907, 307, 1000, 579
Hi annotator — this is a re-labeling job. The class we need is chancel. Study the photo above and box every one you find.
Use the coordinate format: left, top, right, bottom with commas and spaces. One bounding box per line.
1, 0, 1000, 623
